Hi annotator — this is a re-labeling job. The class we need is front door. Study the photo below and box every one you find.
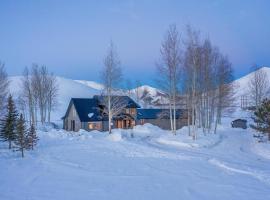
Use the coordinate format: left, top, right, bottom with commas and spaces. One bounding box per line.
123, 120, 133, 129
71, 120, 75, 131
123, 120, 127, 128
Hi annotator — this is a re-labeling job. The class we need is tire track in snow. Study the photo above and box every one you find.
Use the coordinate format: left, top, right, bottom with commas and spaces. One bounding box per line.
208, 158, 270, 185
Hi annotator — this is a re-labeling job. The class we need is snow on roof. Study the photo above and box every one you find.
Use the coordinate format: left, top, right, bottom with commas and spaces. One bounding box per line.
88, 113, 94, 118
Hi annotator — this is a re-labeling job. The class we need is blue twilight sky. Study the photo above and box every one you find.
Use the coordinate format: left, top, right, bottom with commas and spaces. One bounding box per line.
0, 0, 269, 86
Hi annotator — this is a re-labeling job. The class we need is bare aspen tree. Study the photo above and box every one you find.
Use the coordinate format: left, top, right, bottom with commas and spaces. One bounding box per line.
248, 65, 269, 108
100, 41, 123, 133
134, 80, 142, 103
21, 64, 58, 125
141, 88, 152, 108
21, 67, 36, 124
125, 79, 133, 97
156, 24, 182, 134
184, 25, 201, 139
98, 95, 129, 129
182, 25, 234, 137
31, 65, 43, 123
47, 74, 58, 123
214, 55, 234, 134
198, 39, 218, 134
0, 62, 9, 116
39, 66, 49, 123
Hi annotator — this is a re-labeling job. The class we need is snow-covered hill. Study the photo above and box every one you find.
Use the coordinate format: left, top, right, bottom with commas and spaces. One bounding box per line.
75, 80, 104, 90
233, 66, 270, 97
8, 76, 100, 124
7, 66, 270, 123
8, 76, 168, 124
232, 66, 270, 106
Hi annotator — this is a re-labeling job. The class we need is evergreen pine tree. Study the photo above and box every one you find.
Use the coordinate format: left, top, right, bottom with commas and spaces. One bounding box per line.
14, 114, 27, 157
0, 95, 18, 149
251, 98, 270, 141
27, 123, 38, 150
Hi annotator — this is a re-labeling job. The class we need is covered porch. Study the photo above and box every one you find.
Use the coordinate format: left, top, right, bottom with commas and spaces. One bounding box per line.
114, 113, 136, 129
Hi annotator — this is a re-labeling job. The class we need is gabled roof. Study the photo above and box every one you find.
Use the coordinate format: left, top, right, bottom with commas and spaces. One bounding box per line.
62, 96, 141, 122
63, 98, 103, 122
93, 95, 140, 108
137, 109, 185, 120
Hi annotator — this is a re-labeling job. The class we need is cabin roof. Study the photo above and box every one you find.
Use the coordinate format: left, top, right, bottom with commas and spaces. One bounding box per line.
63, 98, 103, 122
93, 95, 141, 108
62, 95, 140, 122
137, 108, 185, 120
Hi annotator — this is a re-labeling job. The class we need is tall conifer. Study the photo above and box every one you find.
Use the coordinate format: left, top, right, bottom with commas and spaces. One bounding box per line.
14, 114, 27, 157
0, 95, 18, 149
27, 123, 38, 150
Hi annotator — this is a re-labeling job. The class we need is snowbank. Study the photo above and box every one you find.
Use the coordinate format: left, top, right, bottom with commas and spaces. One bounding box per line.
2, 115, 270, 200
253, 142, 270, 160
36, 123, 222, 150
106, 130, 123, 142
153, 127, 221, 149
132, 123, 164, 138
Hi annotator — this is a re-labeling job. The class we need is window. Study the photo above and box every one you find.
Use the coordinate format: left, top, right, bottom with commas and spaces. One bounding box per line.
130, 108, 136, 115
88, 122, 102, 130
126, 108, 136, 115
89, 123, 94, 129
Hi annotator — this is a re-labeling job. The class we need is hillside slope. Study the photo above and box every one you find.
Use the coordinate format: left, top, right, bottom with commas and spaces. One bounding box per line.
233, 66, 270, 97
8, 76, 100, 123
7, 66, 270, 123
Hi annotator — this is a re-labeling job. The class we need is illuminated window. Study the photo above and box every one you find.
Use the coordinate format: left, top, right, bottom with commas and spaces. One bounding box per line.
130, 108, 136, 115
88, 122, 101, 130
89, 123, 94, 129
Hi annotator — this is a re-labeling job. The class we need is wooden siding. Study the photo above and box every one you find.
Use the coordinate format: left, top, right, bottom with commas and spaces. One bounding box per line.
63, 104, 81, 132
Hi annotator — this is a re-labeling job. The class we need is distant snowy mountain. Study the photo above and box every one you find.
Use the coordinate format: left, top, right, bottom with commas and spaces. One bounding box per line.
76, 80, 169, 107
130, 85, 168, 107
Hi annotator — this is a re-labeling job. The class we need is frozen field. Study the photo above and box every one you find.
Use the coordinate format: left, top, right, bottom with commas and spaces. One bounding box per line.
0, 123, 270, 200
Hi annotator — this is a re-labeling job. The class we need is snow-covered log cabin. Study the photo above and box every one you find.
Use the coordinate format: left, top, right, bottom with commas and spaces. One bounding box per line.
62, 95, 188, 132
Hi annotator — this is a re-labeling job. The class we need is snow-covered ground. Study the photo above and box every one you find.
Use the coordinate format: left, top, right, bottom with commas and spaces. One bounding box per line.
1, 121, 270, 200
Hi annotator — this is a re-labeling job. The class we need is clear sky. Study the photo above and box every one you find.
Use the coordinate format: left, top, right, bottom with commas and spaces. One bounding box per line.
0, 0, 269, 86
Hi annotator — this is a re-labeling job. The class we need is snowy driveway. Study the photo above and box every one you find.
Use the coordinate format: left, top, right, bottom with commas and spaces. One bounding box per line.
0, 126, 270, 200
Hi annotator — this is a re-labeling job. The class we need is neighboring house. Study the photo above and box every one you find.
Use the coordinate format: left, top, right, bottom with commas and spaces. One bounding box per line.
137, 109, 188, 130
62, 95, 188, 132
